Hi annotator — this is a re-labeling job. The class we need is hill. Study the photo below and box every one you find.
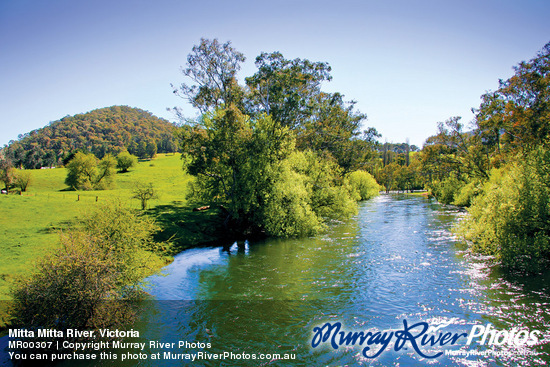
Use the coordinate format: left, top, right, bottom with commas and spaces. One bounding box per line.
2, 106, 179, 169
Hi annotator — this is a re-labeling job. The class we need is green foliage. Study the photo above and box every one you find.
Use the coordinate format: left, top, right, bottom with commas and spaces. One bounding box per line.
13, 170, 32, 192
174, 39, 381, 238
245, 51, 332, 129
146, 140, 157, 159
65, 152, 116, 190
263, 151, 357, 237
181, 104, 359, 237
182, 107, 293, 231
452, 179, 483, 207
81, 200, 167, 275
244, 52, 376, 173
297, 92, 374, 172
475, 42, 550, 152
263, 156, 323, 237
347, 170, 380, 201
10, 201, 165, 334
65, 152, 98, 190
10, 232, 140, 333
2, 106, 177, 169
458, 148, 550, 272
95, 154, 117, 190
116, 151, 138, 172
428, 176, 466, 205
0, 159, 15, 193
172, 38, 246, 114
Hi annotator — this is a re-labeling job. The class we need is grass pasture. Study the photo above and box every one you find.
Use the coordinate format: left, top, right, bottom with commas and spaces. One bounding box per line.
0, 154, 224, 305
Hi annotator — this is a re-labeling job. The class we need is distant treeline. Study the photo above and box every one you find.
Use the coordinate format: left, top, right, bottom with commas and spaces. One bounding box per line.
2, 106, 178, 168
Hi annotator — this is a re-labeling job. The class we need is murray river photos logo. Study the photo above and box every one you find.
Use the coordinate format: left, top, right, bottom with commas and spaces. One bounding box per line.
311, 320, 541, 359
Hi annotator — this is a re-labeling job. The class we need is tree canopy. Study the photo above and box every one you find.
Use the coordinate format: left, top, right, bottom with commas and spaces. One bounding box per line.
176, 39, 381, 237
408, 41, 550, 272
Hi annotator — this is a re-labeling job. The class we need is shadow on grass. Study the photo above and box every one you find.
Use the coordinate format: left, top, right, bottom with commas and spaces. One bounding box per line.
37, 219, 76, 234
146, 202, 229, 254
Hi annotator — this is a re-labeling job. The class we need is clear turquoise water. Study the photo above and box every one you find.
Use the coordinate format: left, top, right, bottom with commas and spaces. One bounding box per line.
136, 194, 549, 366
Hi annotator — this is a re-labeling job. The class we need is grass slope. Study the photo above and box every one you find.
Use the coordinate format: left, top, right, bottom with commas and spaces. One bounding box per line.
0, 154, 224, 305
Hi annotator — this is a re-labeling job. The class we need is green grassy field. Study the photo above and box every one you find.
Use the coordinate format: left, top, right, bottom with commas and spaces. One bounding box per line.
0, 154, 225, 305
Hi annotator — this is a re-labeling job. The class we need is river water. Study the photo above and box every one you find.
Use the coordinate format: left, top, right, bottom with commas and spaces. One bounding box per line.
130, 194, 549, 366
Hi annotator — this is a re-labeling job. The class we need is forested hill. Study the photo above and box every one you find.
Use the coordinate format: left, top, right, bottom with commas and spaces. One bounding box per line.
2, 106, 178, 169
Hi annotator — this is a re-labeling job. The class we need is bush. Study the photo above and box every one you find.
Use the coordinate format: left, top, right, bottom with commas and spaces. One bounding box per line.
263, 158, 323, 237
452, 179, 483, 207
10, 232, 141, 334
262, 151, 357, 237
458, 148, 550, 272
429, 175, 466, 205
10, 201, 167, 336
116, 151, 138, 172
14, 170, 32, 192
347, 170, 380, 201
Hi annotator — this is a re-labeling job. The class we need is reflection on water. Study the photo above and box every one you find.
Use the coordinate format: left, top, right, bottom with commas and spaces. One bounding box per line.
70, 194, 550, 366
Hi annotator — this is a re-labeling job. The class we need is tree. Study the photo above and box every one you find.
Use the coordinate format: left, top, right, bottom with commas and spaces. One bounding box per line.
181, 106, 358, 236
175, 39, 380, 237
137, 140, 147, 159
458, 147, 550, 272
472, 42, 550, 155
14, 170, 32, 192
297, 92, 373, 172
172, 38, 246, 114
146, 140, 157, 159
96, 154, 117, 189
65, 152, 97, 190
116, 151, 138, 172
132, 182, 158, 210
65, 152, 115, 190
245, 51, 332, 129
0, 158, 15, 193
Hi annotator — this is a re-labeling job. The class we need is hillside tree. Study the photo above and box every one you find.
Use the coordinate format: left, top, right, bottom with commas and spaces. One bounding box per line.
0, 158, 15, 193
172, 38, 246, 115
116, 151, 138, 172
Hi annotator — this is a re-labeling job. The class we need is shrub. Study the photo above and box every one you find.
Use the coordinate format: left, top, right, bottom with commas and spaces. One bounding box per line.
116, 151, 138, 173
347, 170, 380, 201
262, 151, 357, 237
10, 231, 141, 334
452, 179, 483, 207
263, 159, 323, 237
10, 201, 167, 336
429, 175, 466, 205
458, 148, 550, 272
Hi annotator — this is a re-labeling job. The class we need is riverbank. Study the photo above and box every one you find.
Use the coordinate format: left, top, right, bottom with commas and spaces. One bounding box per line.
0, 154, 230, 329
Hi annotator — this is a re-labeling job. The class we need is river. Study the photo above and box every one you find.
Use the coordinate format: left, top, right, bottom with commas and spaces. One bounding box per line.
128, 194, 549, 366
3, 194, 544, 366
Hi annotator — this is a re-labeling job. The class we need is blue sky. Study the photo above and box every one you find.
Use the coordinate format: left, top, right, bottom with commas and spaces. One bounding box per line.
1, 0, 549, 147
